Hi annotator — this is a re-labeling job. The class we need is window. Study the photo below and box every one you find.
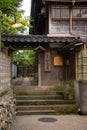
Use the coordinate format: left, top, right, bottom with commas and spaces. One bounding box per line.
44, 52, 51, 71
61, 8, 69, 18
72, 7, 87, 34
73, 8, 87, 18
81, 9, 87, 18
73, 9, 81, 18
51, 6, 69, 19
52, 8, 60, 18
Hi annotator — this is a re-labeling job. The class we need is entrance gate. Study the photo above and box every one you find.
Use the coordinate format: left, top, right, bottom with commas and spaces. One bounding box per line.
0, 34, 87, 129
2, 34, 82, 86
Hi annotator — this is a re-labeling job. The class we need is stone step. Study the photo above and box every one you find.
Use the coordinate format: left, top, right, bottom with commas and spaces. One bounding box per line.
14, 91, 64, 97
16, 104, 76, 111
16, 99, 75, 105
13, 86, 53, 91
15, 95, 63, 100
16, 110, 56, 115
14, 87, 76, 115
16, 104, 77, 115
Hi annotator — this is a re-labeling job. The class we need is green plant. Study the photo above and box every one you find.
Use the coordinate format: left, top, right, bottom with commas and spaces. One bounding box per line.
64, 83, 75, 100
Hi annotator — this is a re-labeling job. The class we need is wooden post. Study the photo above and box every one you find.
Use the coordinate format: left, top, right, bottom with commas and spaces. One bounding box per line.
38, 52, 41, 86
84, 43, 87, 50
35, 45, 45, 86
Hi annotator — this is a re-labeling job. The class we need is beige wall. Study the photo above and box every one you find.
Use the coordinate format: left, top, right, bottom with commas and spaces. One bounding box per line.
76, 49, 87, 81
0, 52, 11, 88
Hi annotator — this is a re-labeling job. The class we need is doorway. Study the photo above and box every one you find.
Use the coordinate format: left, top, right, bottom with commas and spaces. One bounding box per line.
12, 50, 38, 86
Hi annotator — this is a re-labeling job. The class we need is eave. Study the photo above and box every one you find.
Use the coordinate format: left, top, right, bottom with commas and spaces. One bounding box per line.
44, 0, 87, 2
1, 34, 83, 50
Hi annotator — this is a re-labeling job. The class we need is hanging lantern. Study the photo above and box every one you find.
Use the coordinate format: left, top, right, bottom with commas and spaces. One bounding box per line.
11, 14, 23, 28
11, 23, 23, 28
41, 7, 46, 14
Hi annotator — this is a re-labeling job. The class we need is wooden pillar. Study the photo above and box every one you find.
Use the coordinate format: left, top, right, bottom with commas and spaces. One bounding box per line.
38, 52, 41, 86
35, 45, 45, 86
83, 43, 87, 50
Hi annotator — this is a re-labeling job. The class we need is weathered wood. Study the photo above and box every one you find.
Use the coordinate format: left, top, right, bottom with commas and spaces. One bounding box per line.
50, 43, 63, 48
72, 21, 87, 34
49, 4, 87, 35
50, 20, 69, 34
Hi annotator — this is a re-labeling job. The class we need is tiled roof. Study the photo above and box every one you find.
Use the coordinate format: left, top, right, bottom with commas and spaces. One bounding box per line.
2, 34, 79, 43
2, 34, 82, 50
44, 0, 87, 2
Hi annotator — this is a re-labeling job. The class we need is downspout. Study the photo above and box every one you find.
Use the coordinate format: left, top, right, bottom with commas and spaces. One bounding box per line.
70, 0, 75, 34
69, 6, 73, 34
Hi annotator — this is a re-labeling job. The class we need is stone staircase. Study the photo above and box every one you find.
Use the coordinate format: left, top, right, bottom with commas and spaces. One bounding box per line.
13, 86, 77, 115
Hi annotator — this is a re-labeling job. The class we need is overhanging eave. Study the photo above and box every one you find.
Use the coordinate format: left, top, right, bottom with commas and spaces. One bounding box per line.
1, 34, 83, 50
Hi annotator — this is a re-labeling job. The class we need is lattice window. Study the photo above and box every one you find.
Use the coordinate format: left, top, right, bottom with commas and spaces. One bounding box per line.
81, 8, 87, 18
73, 9, 81, 18
44, 51, 51, 71
51, 5, 69, 19
72, 7, 87, 34
73, 8, 87, 18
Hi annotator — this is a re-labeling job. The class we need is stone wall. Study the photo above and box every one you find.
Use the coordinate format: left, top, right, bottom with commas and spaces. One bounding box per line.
0, 52, 11, 88
0, 52, 16, 129
76, 50, 87, 81
75, 49, 87, 115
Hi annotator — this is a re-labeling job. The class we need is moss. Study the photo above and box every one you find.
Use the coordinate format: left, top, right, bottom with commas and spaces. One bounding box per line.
64, 82, 75, 100
51, 82, 75, 100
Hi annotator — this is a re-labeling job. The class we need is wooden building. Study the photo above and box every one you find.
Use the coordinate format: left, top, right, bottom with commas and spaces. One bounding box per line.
1, 0, 87, 117
30, 0, 87, 85
2, 0, 87, 86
